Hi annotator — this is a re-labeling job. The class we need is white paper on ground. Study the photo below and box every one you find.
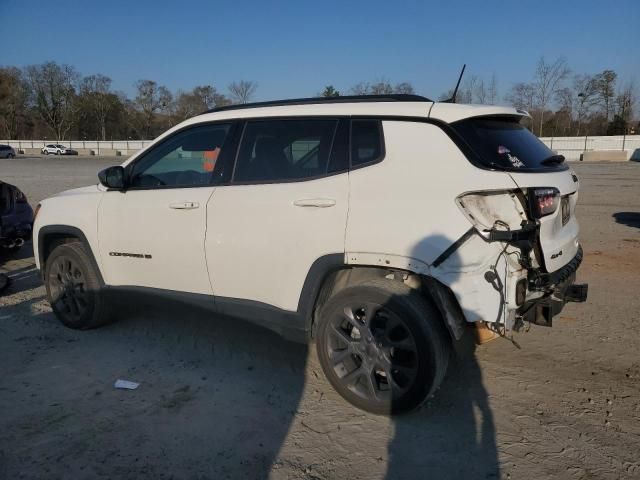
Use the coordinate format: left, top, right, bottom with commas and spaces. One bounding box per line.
114, 379, 140, 390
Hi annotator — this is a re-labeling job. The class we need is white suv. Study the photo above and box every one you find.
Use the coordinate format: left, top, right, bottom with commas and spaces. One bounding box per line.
41, 144, 74, 155
33, 95, 587, 414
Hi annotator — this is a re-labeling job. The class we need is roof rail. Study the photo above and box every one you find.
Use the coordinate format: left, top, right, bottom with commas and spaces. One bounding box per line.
204, 94, 432, 114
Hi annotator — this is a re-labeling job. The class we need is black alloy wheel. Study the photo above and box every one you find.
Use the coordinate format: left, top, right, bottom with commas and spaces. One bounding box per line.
316, 279, 450, 415
48, 255, 89, 323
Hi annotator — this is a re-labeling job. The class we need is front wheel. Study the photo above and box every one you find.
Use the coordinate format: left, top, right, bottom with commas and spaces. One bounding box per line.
45, 242, 110, 329
7, 153, 14, 159
56, 150, 61, 155
315, 278, 450, 415
43, 150, 49, 155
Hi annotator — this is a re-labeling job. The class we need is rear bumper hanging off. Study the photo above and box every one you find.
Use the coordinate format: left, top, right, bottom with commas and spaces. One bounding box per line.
518, 246, 588, 327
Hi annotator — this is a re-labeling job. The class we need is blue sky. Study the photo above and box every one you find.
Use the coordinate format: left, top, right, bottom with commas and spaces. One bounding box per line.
1, 0, 638, 102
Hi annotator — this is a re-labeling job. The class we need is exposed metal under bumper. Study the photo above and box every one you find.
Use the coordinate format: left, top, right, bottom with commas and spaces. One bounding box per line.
519, 253, 589, 328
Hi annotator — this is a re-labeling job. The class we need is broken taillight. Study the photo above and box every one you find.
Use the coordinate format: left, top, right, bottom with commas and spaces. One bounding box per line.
529, 187, 559, 218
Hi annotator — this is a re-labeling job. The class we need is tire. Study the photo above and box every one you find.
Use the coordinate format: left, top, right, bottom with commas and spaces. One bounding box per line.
315, 278, 450, 415
43, 150, 49, 155
7, 153, 14, 159
44, 241, 110, 329
56, 150, 61, 155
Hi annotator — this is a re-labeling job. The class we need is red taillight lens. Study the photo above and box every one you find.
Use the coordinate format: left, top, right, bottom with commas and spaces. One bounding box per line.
530, 187, 559, 218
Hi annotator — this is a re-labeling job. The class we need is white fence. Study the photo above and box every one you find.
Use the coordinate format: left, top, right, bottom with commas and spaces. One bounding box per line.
0, 139, 154, 155
539, 135, 639, 161
2, 135, 640, 160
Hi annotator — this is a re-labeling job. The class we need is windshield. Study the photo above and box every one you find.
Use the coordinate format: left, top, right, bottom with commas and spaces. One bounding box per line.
452, 117, 567, 171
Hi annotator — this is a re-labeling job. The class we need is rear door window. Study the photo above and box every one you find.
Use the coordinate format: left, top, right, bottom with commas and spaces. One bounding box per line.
233, 119, 339, 183
452, 117, 567, 171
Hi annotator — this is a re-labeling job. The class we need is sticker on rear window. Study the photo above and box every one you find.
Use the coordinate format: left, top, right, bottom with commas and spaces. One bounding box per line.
497, 145, 524, 168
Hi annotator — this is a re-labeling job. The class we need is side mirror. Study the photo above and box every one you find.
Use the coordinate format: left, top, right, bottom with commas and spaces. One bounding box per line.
98, 166, 126, 190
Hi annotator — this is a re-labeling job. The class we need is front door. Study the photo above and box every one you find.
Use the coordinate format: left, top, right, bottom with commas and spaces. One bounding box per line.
98, 122, 233, 295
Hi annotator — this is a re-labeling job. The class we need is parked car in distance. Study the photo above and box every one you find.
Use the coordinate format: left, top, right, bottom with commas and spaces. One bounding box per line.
0, 144, 17, 159
0, 180, 33, 251
33, 94, 588, 415
41, 144, 78, 155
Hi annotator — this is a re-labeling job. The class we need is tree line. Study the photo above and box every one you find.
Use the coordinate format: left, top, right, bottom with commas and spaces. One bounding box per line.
321, 58, 636, 137
0, 62, 258, 141
0, 58, 636, 141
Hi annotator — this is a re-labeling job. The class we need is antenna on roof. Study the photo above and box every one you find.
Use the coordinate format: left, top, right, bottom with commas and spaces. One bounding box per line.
443, 64, 466, 103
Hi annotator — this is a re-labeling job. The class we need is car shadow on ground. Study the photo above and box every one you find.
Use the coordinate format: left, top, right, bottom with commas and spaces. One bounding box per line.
612, 211, 640, 229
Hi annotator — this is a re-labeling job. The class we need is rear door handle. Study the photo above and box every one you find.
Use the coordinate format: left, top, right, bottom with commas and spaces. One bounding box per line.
293, 198, 336, 208
169, 202, 199, 210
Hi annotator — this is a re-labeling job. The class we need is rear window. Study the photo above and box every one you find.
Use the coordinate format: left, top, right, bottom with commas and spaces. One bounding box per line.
452, 117, 567, 171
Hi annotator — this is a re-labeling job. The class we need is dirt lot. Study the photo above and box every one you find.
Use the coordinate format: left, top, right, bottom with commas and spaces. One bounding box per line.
1, 157, 639, 479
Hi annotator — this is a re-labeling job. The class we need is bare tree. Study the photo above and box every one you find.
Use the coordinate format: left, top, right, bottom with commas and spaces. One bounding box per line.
350, 82, 371, 95
572, 74, 599, 135
172, 85, 223, 121
80, 74, 113, 141
487, 74, 498, 105
393, 82, 415, 94
369, 81, 394, 95
25, 61, 80, 141
533, 57, 570, 135
474, 79, 487, 104
506, 82, 536, 130
350, 80, 415, 95
228, 80, 257, 104
134, 79, 172, 138
0, 67, 29, 139
594, 70, 617, 121
615, 81, 635, 128
456, 75, 478, 104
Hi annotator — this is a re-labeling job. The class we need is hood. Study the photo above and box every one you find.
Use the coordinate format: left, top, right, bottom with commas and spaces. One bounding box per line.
49, 184, 101, 199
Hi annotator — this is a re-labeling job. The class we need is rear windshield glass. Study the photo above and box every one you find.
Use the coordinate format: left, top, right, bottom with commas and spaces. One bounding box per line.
452, 117, 567, 171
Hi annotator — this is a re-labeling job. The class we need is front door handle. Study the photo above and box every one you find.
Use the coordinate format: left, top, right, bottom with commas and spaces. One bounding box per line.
293, 198, 336, 208
169, 202, 199, 210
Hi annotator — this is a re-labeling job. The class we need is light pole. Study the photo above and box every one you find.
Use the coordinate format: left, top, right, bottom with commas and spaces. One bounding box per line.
577, 93, 588, 156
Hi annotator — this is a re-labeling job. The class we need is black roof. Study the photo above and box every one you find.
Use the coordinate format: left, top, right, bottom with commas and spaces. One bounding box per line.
204, 94, 431, 114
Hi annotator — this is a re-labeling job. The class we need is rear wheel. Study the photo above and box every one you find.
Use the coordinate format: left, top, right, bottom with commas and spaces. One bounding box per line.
45, 242, 110, 329
7, 153, 14, 159
315, 278, 450, 415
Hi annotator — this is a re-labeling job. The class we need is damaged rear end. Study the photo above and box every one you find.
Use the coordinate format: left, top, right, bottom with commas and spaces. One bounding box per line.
450, 114, 588, 331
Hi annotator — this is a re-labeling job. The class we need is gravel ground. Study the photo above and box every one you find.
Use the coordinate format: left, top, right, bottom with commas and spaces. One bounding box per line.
1, 158, 639, 479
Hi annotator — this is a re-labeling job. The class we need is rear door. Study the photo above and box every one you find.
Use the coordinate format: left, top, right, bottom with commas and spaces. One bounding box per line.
451, 116, 580, 272
205, 117, 349, 313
